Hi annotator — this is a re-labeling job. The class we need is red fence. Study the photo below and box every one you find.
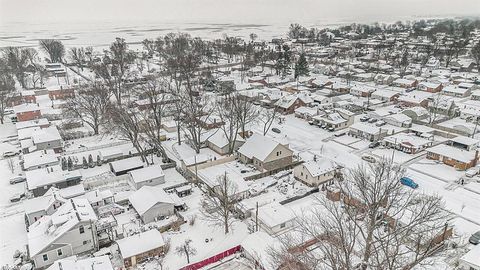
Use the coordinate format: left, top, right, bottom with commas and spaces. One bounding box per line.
179, 245, 242, 270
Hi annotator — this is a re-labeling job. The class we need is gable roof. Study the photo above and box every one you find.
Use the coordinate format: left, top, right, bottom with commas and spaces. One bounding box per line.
128, 186, 174, 216
27, 199, 97, 257
128, 165, 165, 184
237, 133, 286, 162
116, 229, 165, 259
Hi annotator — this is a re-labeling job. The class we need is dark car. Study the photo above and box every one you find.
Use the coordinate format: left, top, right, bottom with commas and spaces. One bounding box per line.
271, 128, 281, 134
469, 231, 480, 245
369, 141, 380, 148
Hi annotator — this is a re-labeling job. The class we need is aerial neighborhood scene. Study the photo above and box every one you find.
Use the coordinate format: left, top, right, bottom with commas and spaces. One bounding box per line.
2, 0, 480, 269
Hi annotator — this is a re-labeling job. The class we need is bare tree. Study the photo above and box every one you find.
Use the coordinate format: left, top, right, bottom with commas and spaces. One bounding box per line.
69, 47, 87, 71
92, 38, 135, 104
427, 93, 451, 125
237, 98, 259, 138
134, 77, 171, 161
175, 239, 197, 264
7, 158, 15, 173
269, 158, 451, 270
108, 104, 150, 164
472, 41, 480, 74
258, 107, 279, 136
200, 172, 240, 234
39, 39, 65, 63
2, 47, 29, 88
181, 91, 214, 153
0, 64, 15, 124
215, 93, 241, 155
64, 83, 113, 135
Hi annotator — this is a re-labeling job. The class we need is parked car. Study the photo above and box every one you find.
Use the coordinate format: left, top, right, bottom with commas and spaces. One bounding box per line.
9, 176, 26, 184
361, 154, 376, 163
10, 193, 24, 203
328, 127, 335, 132
368, 118, 378, 123
308, 121, 315, 125
469, 231, 480, 245
369, 141, 380, 148
400, 177, 419, 189
375, 121, 386, 127
334, 132, 346, 137
271, 128, 281, 134
3, 151, 18, 158
465, 167, 480, 178
360, 116, 369, 122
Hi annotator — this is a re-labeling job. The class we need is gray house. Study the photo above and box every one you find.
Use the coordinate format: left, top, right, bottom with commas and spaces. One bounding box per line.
128, 165, 165, 190
128, 186, 175, 224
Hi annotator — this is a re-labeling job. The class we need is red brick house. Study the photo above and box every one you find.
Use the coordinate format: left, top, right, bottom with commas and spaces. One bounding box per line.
13, 103, 42, 122
48, 85, 75, 100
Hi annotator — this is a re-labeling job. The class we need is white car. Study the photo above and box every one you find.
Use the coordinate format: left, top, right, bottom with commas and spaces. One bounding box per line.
3, 151, 18, 158
465, 167, 480, 178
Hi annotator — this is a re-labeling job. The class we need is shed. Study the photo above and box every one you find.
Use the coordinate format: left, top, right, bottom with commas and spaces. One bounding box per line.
109, 157, 144, 176
128, 165, 165, 190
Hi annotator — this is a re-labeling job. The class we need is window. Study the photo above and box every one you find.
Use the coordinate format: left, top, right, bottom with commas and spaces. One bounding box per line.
57, 249, 62, 256
280, 222, 286, 228
79, 225, 85, 234
83, 240, 88, 245
42, 254, 48, 261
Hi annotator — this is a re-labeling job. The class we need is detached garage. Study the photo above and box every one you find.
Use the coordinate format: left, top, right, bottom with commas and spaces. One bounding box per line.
109, 157, 144, 176
117, 229, 165, 268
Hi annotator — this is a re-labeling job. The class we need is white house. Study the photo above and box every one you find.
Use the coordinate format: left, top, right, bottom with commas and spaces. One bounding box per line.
128, 165, 166, 190
205, 130, 245, 155
253, 202, 296, 235
22, 149, 60, 171
31, 126, 63, 153
27, 199, 97, 269
85, 190, 114, 209
109, 156, 144, 176
294, 158, 337, 187
23, 191, 66, 226
128, 186, 175, 224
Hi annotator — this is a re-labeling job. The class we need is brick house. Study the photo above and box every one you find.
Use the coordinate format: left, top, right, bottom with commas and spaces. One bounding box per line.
426, 144, 479, 171
48, 85, 75, 100
116, 229, 165, 268
13, 103, 42, 122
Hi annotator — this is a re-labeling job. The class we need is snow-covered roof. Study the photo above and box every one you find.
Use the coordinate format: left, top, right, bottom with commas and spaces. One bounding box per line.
442, 85, 469, 95
241, 231, 281, 270
128, 186, 174, 216
47, 255, 114, 270
198, 164, 250, 195
22, 149, 59, 169
27, 198, 97, 257
256, 202, 295, 228
398, 91, 433, 104
460, 244, 480, 268
238, 133, 285, 162
427, 144, 477, 163
350, 122, 384, 135
182, 154, 211, 166
302, 158, 337, 177
275, 94, 298, 109
449, 136, 479, 147
116, 229, 165, 259
85, 190, 113, 204
109, 156, 144, 173
206, 130, 245, 149
15, 118, 49, 130
26, 166, 82, 189
128, 164, 165, 184
383, 133, 432, 148
23, 192, 66, 215
385, 113, 412, 124
13, 103, 41, 114
31, 126, 62, 144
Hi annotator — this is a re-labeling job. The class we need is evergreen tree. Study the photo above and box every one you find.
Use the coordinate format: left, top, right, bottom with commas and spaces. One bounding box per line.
96, 155, 102, 166
294, 52, 309, 79
88, 154, 94, 168
67, 156, 73, 171
61, 157, 67, 170
82, 156, 88, 168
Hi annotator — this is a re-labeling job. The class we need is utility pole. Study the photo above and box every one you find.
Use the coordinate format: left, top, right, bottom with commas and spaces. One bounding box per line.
255, 202, 259, 232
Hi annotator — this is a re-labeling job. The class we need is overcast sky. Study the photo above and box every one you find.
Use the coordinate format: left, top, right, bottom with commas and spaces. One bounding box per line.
1, 0, 480, 25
